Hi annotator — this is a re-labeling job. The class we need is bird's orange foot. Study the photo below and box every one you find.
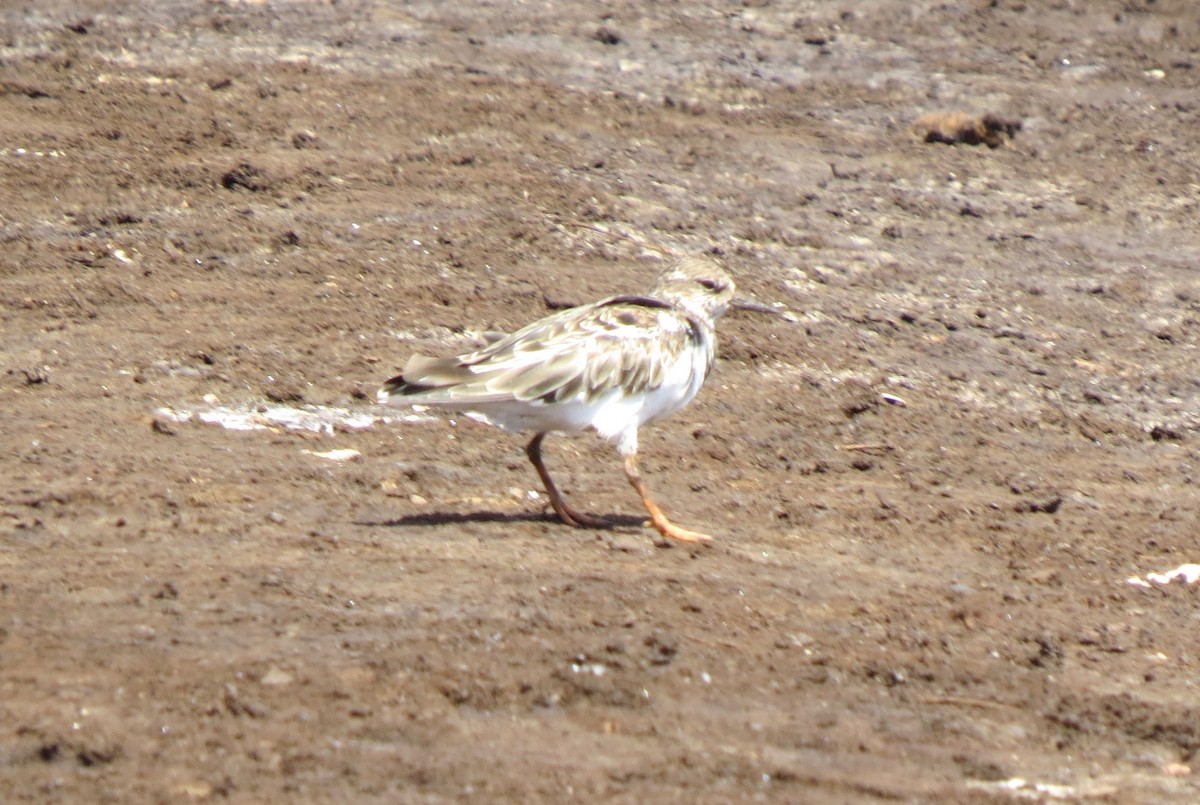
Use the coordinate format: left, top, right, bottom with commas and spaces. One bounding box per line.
622, 453, 715, 543
643, 517, 714, 544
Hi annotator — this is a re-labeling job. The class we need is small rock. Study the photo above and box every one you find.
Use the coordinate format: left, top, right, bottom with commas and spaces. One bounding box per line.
1149, 424, 1184, 442
592, 27, 621, 45
291, 129, 320, 149
1014, 495, 1063, 514
912, 111, 1022, 148
602, 534, 648, 554
264, 383, 304, 403
260, 667, 293, 686
20, 367, 50, 385
221, 162, 271, 192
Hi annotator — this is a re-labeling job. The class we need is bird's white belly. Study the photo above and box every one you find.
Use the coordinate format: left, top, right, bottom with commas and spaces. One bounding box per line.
589, 341, 708, 439
474, 342, 708, 440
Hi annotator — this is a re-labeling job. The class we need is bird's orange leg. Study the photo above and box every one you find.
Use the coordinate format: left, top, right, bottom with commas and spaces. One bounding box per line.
525, 433, 610, 528
623, 452, 714, 543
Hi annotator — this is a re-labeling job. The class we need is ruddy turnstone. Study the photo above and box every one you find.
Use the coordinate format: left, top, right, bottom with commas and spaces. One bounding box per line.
378, 256, 740, 543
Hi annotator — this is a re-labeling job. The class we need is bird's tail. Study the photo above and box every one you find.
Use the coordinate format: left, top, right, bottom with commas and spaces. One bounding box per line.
376, 355, 474, 405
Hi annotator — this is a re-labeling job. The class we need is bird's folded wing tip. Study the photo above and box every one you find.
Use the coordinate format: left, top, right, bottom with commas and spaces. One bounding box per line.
377, 373, 407, 403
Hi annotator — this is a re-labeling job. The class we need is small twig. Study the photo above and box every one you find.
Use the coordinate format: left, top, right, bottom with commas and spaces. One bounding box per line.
556, 219, 623, 238
63, 284, 89, 311
542, 293, 579, 311
919, 695, 1013, 710
839, 443, 894, 453
553, 217, 668, 254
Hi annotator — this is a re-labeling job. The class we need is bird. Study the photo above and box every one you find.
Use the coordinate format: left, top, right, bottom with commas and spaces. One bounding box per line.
377, 256, 739, 543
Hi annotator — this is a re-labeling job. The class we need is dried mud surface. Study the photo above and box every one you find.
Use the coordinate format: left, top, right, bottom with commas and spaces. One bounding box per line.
3, 1, 1200, 801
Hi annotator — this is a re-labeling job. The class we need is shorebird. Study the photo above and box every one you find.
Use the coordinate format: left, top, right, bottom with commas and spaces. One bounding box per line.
378, 256, 742, 543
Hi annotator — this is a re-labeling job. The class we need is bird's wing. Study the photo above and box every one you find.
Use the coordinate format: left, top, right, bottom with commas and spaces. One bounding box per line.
385, 296, 702, 405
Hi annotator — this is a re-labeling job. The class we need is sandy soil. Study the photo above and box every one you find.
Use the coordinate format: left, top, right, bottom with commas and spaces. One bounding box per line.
3, 0, 1200, 801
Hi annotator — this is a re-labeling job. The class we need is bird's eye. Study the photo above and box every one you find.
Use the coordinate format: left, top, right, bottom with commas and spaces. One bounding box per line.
697, 278, 721, 291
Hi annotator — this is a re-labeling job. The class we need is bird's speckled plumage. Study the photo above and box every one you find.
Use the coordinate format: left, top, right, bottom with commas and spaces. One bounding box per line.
378, 256, 737, 542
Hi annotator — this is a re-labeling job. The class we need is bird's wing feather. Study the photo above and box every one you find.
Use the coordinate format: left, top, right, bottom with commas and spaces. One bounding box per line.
385, 296, 702, 406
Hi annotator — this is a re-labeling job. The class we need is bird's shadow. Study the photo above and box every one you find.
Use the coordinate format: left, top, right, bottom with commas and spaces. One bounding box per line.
358, 510, 646, 529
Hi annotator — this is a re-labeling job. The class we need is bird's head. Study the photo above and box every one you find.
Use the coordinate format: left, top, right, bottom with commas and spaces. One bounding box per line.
651, 257, 737, 322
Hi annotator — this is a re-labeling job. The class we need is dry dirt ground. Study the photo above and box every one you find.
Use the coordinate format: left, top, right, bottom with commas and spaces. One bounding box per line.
3, 1, 1200, 801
